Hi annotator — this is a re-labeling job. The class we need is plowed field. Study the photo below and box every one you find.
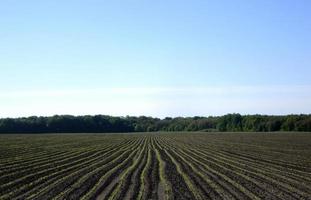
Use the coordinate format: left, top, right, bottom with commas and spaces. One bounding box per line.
0, 132, 310, 200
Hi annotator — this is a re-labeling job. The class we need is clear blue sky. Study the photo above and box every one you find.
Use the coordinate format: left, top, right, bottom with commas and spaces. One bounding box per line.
1, 0, 311, 117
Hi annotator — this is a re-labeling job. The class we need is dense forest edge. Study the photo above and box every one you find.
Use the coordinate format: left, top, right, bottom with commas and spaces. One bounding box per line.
0, 114, 311, 133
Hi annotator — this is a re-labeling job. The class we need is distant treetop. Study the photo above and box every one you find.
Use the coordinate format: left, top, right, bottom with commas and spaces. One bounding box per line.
0, 114, 310, 133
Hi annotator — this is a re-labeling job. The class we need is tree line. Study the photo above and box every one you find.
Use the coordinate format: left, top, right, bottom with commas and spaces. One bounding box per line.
0, 114, 310, 133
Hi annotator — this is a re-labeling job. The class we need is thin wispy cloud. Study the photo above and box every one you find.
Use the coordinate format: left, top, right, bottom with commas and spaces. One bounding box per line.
1, 85, 310, 118
2, 85, 311, 97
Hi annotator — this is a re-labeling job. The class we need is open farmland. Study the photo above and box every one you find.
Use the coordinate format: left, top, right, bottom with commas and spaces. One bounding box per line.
0, 133, 310, 200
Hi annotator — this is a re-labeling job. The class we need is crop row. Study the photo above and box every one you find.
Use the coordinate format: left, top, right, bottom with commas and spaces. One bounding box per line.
0, 133, 310, 200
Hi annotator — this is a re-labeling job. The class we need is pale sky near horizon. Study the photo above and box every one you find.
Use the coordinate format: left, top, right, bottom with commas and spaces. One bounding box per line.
1, 0, 311, 118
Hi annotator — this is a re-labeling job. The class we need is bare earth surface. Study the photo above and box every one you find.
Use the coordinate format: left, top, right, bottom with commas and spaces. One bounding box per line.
0, 132, 310, 200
